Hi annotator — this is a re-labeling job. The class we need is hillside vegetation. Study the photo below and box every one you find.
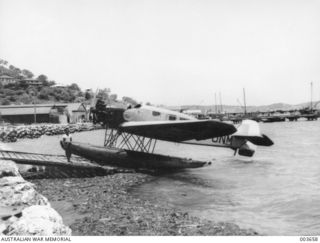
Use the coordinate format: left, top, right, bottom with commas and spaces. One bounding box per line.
0, 58, 123, 106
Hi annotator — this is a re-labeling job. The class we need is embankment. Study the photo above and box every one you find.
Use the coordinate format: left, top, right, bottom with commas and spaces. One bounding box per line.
0, 160, 71, 235
0, 123, 101, 143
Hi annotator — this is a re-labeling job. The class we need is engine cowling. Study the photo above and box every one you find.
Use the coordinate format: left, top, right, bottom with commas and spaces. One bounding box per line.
90, 100, 125, 128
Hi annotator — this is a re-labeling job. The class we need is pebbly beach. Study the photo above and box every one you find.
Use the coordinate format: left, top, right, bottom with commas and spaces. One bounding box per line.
31, 174, 258, 236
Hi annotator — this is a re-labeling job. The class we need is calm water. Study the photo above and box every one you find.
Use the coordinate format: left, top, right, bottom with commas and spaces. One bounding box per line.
8, 120, 320, 235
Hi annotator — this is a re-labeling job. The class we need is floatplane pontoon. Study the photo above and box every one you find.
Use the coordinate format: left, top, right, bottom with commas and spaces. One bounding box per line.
62, 101, 273, 170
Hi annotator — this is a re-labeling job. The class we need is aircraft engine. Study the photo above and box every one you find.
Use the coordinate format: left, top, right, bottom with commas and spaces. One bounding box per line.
90, 99, 126, 128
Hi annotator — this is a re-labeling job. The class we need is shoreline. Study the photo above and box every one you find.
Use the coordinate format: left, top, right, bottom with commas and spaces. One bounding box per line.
30, 173, 258, 236
0, 123, 102, 143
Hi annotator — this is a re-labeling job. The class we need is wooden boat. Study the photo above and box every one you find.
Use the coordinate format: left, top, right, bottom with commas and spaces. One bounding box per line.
60, 141, 210, 169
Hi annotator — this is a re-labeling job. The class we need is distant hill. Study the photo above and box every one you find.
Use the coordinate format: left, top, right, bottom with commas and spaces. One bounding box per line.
167, 101, 320, 113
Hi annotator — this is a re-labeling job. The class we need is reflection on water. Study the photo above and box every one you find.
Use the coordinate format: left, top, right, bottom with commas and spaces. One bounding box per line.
8, 121, 320, 235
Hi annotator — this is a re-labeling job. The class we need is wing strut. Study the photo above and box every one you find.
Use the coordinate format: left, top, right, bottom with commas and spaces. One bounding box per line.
104, 128, 157, 153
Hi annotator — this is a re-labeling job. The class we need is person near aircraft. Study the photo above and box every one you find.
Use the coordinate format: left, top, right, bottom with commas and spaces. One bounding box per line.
61, 128, 72, 162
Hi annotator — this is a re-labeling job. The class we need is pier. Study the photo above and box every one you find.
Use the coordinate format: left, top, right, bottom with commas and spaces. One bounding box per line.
209, 109, 319, 123
0, 150, 126, 179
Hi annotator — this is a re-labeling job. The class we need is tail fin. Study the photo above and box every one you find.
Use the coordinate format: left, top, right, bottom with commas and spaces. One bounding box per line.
232, 120, 273, 146
230, 120, 273, 157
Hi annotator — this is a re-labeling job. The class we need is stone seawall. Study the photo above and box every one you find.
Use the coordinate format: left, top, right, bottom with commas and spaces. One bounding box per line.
0, 160, 71, 235
0, 123, 101, 143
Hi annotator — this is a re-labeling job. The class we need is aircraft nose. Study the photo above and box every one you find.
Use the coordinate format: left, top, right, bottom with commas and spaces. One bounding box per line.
123, 109, 134, 121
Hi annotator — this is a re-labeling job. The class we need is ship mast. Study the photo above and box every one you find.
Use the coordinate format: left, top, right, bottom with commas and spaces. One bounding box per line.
243, 88, 247, 115
219, 92, 223, 113
310, 81, 313, 110
215, 92, 218, 114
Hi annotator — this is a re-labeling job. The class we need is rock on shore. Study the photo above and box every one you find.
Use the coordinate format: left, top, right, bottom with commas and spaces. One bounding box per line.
0, 123, 101, 143
0, 160, 71, 235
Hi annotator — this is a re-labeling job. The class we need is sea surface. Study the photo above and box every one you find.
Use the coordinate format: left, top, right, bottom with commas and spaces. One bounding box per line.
8, 120, 320, 235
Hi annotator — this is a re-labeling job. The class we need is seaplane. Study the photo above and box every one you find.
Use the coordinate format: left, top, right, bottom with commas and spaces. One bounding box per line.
63, 101, 274, 170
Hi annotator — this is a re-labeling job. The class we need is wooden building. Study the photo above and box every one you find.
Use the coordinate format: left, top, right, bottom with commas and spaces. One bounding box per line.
0, 75, 17, 85
20, 79, 42, 86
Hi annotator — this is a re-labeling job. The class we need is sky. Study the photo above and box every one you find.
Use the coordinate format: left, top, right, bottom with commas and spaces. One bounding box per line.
0, 0, 320, 106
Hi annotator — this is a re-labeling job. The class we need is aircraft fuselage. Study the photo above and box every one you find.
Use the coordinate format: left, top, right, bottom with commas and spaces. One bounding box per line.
123, 105, 196, 122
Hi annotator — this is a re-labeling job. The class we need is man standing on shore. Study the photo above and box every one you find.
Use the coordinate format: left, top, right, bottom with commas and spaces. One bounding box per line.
62, 128, 72, 162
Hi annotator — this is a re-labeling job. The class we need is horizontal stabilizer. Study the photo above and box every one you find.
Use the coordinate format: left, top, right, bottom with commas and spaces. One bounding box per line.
233, 134, 274, 146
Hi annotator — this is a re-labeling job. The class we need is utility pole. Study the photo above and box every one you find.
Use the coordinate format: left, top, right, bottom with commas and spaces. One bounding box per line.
31, 91, 37, 123
243, 88, 247, 115
33, 101, 37, 123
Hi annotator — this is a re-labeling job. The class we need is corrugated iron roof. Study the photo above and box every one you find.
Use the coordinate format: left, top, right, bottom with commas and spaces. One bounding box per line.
0, 104, 67, 109
0, 106, 53, 115
66, 103, 83, 112
59, 103, 87, 112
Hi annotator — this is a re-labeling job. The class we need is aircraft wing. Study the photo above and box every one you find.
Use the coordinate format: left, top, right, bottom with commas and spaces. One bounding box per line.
119, 120, 237, 142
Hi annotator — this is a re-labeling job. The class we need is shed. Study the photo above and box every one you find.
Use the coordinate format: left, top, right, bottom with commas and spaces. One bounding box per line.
0, 104, 67, 124
63, 103, 88, 123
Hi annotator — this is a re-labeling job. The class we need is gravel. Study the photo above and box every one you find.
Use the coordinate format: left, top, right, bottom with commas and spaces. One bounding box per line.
30, 173, 259, 236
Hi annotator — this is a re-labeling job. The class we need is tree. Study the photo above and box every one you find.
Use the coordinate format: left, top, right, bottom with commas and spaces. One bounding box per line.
17, 79, 29, 89
22, 69, 34, 78
38, 88, 50, 100
96, 88, 110, 101
48, 80, 56, 86
19, 93, 32, 104
110, 94, 118, 101
9, 96, 16, 102
122, 96, 138, 106
14, 68, 22, 74
9, 65, 15, 70
17, 75, 24, 80
37, 74, 48, 82
42, 80, 50, 86
1, 98, 10, 105
69, 83, 80, 91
